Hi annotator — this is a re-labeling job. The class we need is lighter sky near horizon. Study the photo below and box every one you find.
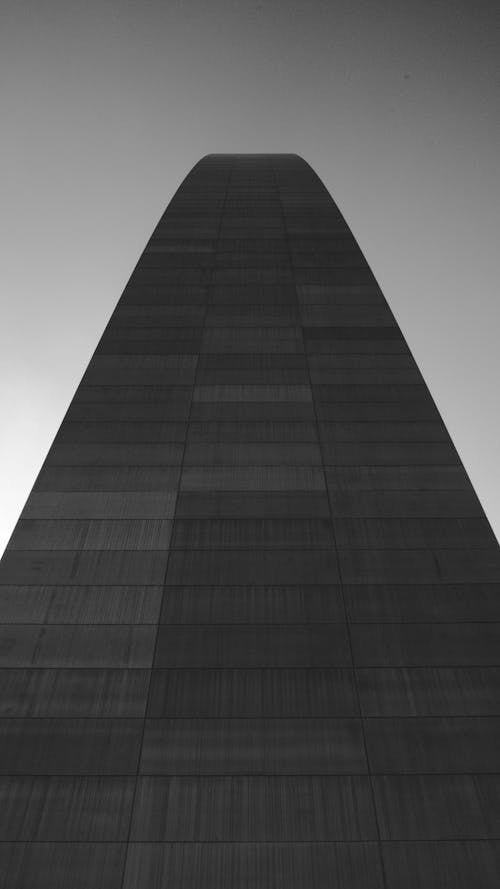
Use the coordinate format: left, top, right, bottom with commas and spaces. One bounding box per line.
0, 0, 499, 554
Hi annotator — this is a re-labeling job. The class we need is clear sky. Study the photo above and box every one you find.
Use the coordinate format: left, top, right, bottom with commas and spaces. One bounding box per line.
1, 0, 499, 554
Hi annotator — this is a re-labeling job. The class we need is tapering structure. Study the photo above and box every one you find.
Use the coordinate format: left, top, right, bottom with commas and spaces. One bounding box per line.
1, 155, 499, 888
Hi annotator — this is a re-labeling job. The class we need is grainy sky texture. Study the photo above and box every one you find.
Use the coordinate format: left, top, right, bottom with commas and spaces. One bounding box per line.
0, 0, 499, 554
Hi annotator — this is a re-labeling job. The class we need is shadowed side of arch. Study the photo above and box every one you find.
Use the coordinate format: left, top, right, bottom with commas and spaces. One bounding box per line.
0, 155, 499, 889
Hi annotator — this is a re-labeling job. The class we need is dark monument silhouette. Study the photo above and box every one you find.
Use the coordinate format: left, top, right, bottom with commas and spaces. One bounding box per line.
1, 155, 499, 887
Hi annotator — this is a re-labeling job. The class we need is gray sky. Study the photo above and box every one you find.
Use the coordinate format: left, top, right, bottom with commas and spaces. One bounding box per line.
1, 0, 499, 554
